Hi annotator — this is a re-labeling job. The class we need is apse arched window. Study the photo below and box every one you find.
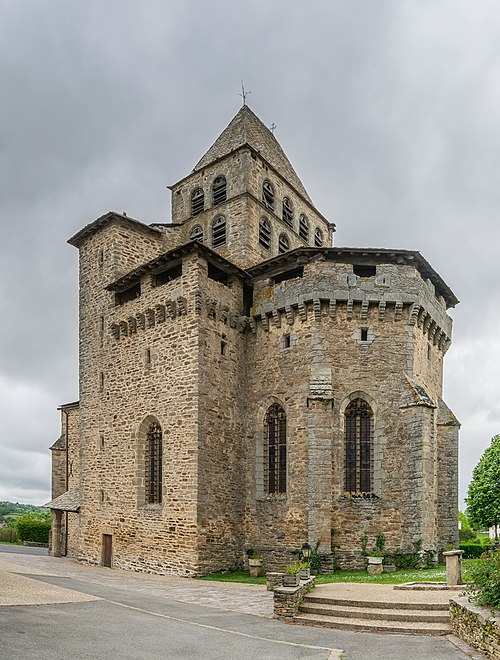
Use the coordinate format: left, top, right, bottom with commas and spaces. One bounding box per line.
264, 404, 286, 494
191, 188, 204, 216
189, 225, 203, 242
278, 233, 290, 254
212, 176, 227, 206
345, 398, 373, 494
259, 217, 271, 250
314, 227, 324, 247
262, 180, 275, 210
212, 215, 227, 247
282, 197, 293, 227
299, 214, 309, 242
145, 422, 163, 504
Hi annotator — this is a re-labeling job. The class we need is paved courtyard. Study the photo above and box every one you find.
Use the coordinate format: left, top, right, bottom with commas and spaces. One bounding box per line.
0, 545, 486, 660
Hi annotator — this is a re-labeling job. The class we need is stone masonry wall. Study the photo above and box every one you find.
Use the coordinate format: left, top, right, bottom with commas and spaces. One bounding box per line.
450, 597, 500, 660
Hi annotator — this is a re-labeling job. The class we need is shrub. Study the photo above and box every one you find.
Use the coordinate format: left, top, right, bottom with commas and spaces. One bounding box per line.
284, 563, 300, 575
0, 526, 19, 543
16, 512, 51, 544
459, 542, 488, 559
465, 551, 500, 608
459, 527, 477, 542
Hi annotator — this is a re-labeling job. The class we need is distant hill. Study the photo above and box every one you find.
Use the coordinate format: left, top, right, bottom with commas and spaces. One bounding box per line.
0, 501, 47, 521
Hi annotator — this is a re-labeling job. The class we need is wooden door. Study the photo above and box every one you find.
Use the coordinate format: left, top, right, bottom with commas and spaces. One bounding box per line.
102, 534, 112, 568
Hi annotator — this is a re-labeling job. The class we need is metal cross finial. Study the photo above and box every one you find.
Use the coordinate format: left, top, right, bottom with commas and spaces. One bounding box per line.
239, 78, 251, 106
270, 122, 277, 135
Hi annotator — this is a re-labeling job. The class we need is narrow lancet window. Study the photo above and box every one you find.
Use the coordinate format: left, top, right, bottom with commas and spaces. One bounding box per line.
299, 213, 309, 241
145, 422, 162, 504
314, 227, 324, 247
282, 197, 293, 227
264, 404, 286, 494
212, 176, 227, 206
259, 217, 271, 250
345, 398, 373, 494
191, 188, 204, 216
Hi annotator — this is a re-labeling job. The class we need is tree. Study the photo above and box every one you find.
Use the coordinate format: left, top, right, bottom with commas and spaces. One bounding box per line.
466, 434, 500, 539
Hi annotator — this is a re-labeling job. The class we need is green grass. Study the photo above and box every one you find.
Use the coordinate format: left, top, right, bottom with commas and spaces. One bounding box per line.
196, 566, 447, 585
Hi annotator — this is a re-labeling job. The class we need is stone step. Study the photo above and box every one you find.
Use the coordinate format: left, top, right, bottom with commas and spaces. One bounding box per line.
299, 601, 451, 623
293, 612, 453, 636
303, 594, 449, 611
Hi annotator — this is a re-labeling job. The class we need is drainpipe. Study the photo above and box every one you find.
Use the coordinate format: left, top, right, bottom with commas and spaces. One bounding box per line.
63, 408, 69, 557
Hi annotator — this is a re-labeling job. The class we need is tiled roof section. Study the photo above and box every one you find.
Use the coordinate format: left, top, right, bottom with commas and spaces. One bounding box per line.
193, 105, 313, 203
68, 211, 162, 248
50, 435, 66, 451
437, 398, 461, 427
44, 487, 80, 512
401, 374, 436, 409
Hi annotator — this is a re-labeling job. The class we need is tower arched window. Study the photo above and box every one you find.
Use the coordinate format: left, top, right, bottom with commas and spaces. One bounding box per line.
212, 176, 227, 206
345, 398, 373, 494
282, 197, 293, 227
262, 180, 275, 210
299, 214, 309, 241
191, 188, 204, 216
264, 404, 286, 494
278, 233, 290, 254
259, 217, 271, 250
314, 227, 324, 247
189, 225, 203, 242
145, 422, 163, 504
212, 215, 227, 247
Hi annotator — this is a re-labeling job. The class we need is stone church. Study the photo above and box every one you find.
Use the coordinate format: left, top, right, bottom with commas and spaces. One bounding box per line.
47, 105, 460, 575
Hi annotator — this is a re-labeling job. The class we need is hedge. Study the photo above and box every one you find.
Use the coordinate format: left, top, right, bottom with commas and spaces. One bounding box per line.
16, 514, 51, 544
459, 543, 488, 559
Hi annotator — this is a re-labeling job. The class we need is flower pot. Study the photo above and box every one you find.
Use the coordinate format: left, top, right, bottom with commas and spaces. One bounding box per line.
299, 568, 310, 580
282, 573, 300, 587
248, 558, 262, 577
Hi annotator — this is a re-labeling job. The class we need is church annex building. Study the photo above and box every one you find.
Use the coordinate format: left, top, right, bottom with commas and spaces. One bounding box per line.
47, 105, 460, 576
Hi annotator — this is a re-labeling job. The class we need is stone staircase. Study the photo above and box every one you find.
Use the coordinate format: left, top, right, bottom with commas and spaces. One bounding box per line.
294, 589, 453, 635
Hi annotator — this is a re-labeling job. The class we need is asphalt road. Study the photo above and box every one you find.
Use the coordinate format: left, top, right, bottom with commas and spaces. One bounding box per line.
0, 546, 483, 660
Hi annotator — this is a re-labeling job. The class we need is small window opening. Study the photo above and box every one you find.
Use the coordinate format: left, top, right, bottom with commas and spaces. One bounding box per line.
259, 217, 271, 250
99, 490, 105, 504
243, 285, 254, 316
116, 281, 141, 305
428, 344, 431, 360
154, 262, 182, 286
98, 249, 104, 267
220, 339, 227, 356
191, 188, 204, 216
299, 214, 309, 241
360, 328, 368, 342
262, 180, 275, 210
278, 233, 290, 254
212, 176, 227, 206
212, 215, 227, 247
207, 262, 229, 285
314, 228, 324, 247
282, 197, 293, 227
273, 266, 304, 284
189, 225, 204, 242
99, 372, 104, 391
283, 334, 291, 348
145, 348, 151, 364
353, 264, 376, 278
99, 432, 105, 450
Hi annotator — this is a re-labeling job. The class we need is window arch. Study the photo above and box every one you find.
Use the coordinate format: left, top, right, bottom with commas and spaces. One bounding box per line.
345, 398, 373, 494
262, 180, 275, 210
145, 421, 163, 504
259, 217, 271, 250
191, 188, 204, 216
314, 227, 324, 247
282, 197, 293, 227
212, 215, 227, 247
264, 404, 286, 494
189, 225, 203, 242
278, 233, 290, 253
299, 213, 309, 241
212, 176, 227, 206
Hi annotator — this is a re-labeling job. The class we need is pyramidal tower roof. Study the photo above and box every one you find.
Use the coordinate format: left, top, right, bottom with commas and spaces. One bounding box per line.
193, 105, 312, 204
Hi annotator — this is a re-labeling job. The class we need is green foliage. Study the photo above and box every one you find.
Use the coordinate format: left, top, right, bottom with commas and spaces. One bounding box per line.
375, 533, 386, 553
466, 435, 500, 531
15, 511, 51, 544
459, 543, 489, 559
0, 526, 19, 543
284, 563, 300, 575
387, 540, 434, 569
360, 534, 368, 557
465, 551, 500, 608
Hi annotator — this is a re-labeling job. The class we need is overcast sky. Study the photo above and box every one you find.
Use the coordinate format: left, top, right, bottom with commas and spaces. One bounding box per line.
1, 0, 499, 510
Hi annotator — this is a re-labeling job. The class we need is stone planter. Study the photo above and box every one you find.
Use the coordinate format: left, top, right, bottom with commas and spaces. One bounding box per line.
367, 556, 383, 575
299, 568, 310, 580
283, 573, 300, 587
248, 558, 262, 577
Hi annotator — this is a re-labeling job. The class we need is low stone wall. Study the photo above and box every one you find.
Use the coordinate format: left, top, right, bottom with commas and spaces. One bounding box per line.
273, 576, 316, 619
450, 596, 500, 660
266, 572, 283, 591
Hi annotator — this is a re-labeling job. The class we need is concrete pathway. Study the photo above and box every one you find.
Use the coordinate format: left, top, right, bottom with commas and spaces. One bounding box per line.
0, 546, 486, 660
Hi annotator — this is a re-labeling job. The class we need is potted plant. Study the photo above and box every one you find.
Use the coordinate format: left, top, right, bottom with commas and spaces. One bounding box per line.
299, 561, 311, 580
283, 563, 300, 587
246, 548, 262, 577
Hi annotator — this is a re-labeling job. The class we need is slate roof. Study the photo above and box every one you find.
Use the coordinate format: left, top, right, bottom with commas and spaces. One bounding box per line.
44, 487, 81, 512
401, 374, 436, 409
193, 105, 313, 204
